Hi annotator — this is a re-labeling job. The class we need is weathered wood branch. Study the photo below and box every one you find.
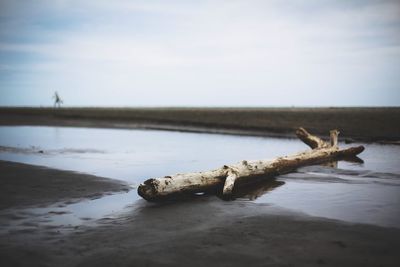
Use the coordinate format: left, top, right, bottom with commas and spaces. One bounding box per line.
138, 128, 364, 201
295, 127, 329, 149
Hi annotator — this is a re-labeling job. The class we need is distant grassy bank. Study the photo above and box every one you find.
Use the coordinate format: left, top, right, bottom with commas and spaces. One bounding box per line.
0, 107, 399, 142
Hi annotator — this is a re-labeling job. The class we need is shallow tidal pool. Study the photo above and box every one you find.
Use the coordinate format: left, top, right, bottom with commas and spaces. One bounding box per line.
0, 126, 399, 229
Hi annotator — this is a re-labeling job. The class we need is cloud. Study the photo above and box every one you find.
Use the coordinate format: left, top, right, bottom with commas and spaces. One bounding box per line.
0, 0, 399, 106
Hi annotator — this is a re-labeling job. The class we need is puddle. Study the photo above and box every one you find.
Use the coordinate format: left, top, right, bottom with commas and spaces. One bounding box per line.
0, 190, 137, 234
257, 171, 400, 228
0, 126, 400, 229
30, 189, 137, 226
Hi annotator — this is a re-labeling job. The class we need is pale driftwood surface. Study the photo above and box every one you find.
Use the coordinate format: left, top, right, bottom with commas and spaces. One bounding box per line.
138, 128, 364, 201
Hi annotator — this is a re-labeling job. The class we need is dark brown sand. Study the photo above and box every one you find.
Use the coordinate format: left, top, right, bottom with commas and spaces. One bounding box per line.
0, 161, 399, 267
0, 161, 130, 209
1, 107, 399, 142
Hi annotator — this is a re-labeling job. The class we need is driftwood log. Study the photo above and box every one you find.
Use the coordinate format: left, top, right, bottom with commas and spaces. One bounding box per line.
138, 128, 364, 201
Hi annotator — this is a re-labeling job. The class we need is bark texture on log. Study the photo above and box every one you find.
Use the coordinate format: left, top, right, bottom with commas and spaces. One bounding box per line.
138, 128, 364, 201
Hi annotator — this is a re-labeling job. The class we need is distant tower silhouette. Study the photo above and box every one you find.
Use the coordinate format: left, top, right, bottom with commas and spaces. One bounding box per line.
53, 91, 63, 108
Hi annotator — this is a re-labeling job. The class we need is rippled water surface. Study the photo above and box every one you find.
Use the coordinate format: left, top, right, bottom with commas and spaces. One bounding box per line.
0, 126, 399, 228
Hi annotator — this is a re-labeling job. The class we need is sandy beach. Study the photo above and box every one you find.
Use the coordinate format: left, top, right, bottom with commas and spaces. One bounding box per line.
1, 107, 399, 143
1, 109, 400, 266
0, 161, 399, 267
2, 0, 400, 265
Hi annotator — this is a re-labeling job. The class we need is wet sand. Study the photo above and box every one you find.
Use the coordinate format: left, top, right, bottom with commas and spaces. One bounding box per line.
1, 107, 399, 143
0, 161, 130, 209
0, 160, 399, 267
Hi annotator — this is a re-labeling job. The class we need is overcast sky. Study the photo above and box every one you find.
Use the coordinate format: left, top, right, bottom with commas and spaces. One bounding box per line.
0, 0, 399, 107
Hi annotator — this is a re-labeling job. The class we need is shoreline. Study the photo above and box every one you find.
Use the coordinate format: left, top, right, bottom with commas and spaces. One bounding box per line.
1, 107, 399, 143
0, 160, 399, 266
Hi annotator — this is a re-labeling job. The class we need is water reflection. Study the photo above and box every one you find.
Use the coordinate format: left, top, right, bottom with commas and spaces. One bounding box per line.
227, 179, 285, 201
0, 126, 399, 228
